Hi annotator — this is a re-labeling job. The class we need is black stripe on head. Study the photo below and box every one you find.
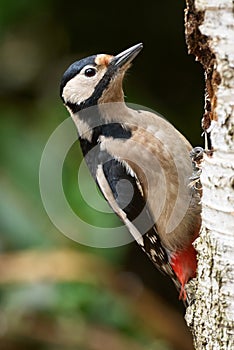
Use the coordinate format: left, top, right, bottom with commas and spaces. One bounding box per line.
62, 62, 117, 114
83, 64, 116, 107
60, 55, 97, 100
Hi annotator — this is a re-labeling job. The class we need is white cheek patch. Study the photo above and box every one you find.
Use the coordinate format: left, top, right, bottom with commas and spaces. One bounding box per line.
62, 69, 107, 105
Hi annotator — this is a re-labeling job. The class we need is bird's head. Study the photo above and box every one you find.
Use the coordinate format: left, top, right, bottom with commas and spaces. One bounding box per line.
60, 43, 143, 113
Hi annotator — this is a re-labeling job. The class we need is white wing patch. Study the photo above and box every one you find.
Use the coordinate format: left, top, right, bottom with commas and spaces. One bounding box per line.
96, 164, 144, 247
120, 159, 144, 196
119, 159, 136, 177
98, 135, 144, 197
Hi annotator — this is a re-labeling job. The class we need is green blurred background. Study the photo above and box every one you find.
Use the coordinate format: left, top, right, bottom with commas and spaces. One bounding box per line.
0, 1, 204, 349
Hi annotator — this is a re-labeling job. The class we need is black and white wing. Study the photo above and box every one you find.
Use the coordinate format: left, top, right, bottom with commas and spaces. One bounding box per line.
96, 157, 177, 280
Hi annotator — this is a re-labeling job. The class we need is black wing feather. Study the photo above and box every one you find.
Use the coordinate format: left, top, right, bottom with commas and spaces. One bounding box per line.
79, 132, 180, 295
102, 158, 174, 273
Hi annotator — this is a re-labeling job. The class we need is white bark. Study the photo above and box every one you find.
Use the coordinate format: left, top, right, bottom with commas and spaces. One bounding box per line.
185, 1, 234, 349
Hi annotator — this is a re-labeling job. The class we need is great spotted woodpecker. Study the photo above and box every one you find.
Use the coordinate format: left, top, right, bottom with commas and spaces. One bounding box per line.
60, 43, 201, 302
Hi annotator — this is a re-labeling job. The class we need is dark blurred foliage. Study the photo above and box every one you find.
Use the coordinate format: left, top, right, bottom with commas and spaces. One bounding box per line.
0, 0, 203, 349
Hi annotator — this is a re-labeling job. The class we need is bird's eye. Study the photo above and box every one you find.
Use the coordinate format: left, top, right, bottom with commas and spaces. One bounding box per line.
84, 67, 96, 77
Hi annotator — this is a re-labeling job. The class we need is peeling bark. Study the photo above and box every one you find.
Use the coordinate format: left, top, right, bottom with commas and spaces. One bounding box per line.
185, 1, 234, 349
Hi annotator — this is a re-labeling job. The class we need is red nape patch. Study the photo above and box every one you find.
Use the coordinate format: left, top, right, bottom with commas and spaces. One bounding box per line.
171, 244, 197, 300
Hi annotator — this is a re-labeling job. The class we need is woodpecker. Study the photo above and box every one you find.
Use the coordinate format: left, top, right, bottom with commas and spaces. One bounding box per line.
60, 43, 201, 302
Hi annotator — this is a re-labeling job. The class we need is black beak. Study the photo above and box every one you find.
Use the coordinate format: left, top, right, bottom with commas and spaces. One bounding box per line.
111, 43, 143, 69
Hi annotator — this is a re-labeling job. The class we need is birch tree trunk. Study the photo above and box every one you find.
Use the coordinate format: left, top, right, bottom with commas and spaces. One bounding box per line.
184, 1, 234, 349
